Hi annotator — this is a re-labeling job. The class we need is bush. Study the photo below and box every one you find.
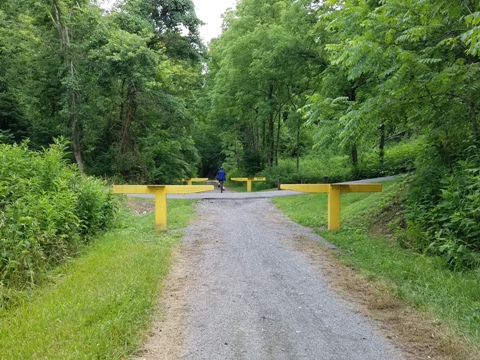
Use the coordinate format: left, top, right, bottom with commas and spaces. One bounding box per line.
250, 140, 420, 191
75, 177, 117, 236
240, 148, 265, 177
0, 140, 118, 295
401, 145, 480, 270
253, 153, 353, 190
354, 140, 422, 180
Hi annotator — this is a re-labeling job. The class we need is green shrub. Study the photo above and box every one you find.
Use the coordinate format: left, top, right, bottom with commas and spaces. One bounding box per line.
254, 153, 352, 190
354, 140, 422, 180
0, 140, 118, 297
240, 148, 265, 176
250, 140, 420, 190
402, 145, 480, 270
75, 177, 117, 235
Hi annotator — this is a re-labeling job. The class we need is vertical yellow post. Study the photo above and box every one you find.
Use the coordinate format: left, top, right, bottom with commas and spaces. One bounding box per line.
187, 179, 193, 185
247, 179, 252, 192
154, 187, 167, 231
328, 185, 341, 230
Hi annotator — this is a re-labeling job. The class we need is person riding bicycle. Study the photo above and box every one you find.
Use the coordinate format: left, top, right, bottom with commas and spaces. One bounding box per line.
217, 167, 226, 191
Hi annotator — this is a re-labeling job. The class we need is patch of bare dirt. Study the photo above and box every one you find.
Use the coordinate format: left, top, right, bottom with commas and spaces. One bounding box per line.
132, 244, 191, 360
291, 235, 480, 360
126, 198, 155, 215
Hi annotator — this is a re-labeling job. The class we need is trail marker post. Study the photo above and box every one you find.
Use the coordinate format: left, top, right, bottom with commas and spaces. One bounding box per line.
280, 183, 382, 230
181, 178, 209, 186
231, 177, 266, 192
113, 185, 213, 231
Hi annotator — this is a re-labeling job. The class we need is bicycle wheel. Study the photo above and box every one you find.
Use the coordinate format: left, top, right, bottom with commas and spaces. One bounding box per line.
220, 181, 224, 193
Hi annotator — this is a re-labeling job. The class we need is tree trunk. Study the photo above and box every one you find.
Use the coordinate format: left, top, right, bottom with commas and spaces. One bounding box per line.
275, 109, 282, 167
267, 85, 274, 168
379, 123, 385, 164
70, 60, 84, 174
351, 143, 358, 167
471, 101, 479, 142
296, 119, 300, 171
52, 3, 85, 174
347, 86, 358, 169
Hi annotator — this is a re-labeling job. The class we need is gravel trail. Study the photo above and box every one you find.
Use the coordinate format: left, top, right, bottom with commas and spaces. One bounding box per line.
134, 198, 406, 360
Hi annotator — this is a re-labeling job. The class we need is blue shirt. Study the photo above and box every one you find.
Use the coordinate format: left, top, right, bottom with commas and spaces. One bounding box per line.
217, 169, 226, 181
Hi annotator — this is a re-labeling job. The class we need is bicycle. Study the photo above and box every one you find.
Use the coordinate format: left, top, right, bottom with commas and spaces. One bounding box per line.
218, 180, 225, 193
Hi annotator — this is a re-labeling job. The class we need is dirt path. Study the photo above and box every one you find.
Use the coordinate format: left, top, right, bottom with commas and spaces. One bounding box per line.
132, 198, 415, 359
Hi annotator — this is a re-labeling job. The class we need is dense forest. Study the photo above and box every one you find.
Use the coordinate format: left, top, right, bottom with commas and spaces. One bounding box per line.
1, 0, 480, 274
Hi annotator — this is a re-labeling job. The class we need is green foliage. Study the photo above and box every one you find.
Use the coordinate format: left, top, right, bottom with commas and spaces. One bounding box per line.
401, 146, 480, 270
0, 0, 205, 184
461, 11, 480, 57
253, 140, 418, 190
240, 148, 265, 177
255, 154, 349, 190
193, 122, 226, 178
353, 140, 422, 179
75, 178, 117, 235
0, 140, 118, 297
206, 0, 325, 171
143, 133, 198, 184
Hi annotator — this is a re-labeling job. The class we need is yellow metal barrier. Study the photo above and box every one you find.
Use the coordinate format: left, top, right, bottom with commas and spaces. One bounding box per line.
113, 185, 213, 231
280, 183, 382, 230
181, 177, 209, 186
231, 177, 266, 192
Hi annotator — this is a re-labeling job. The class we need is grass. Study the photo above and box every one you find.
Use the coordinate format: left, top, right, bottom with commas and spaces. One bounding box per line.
0, 198, 196, 359
226, 179, 248, 192
272, 179, 480, 345
226, 179, 273, 192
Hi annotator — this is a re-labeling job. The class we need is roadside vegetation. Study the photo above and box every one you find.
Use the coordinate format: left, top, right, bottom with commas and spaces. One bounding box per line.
0, 198, 194, 359
273, 179, 480, 355
2, 0, 480, 269
0, 140, 117, 308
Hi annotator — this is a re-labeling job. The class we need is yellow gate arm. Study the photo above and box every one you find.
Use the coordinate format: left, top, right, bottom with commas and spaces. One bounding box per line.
231, 177, 266, 192
113, 185, 213, 231
181, 178, 209, 186
280, 183, 382, 230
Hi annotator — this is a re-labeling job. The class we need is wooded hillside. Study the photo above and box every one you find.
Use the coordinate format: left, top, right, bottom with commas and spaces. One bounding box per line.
2, 0, 480, 269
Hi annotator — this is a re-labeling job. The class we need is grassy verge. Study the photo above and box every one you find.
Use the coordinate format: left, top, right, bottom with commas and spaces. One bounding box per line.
226, 180, 274, 192
272, 180, 480, 347
225, 179, 247, 192
0, 198, 195, 359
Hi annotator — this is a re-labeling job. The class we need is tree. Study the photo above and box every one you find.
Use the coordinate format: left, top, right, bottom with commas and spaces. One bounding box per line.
128, 0, 204, 61
302, 0, 480, 174
0, 0, 205, 182
206, 0, 325, 173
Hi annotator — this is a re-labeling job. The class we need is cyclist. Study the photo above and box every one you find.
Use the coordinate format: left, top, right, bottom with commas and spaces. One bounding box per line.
217, 167, 226, 191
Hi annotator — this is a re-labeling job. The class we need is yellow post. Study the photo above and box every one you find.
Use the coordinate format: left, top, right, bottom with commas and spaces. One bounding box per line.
328, 185, 341, 230
231, 177, 266, 192
113, 185, 213, 231
280, 183, 382, 230
153, 186, 167, 231
181, 178, 209, 186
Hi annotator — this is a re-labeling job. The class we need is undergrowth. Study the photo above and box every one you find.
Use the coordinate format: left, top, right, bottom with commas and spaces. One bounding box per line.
0, 139, 118, 308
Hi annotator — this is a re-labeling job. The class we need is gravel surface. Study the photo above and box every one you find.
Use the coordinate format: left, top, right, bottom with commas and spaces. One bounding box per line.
134, 198, 406, 360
